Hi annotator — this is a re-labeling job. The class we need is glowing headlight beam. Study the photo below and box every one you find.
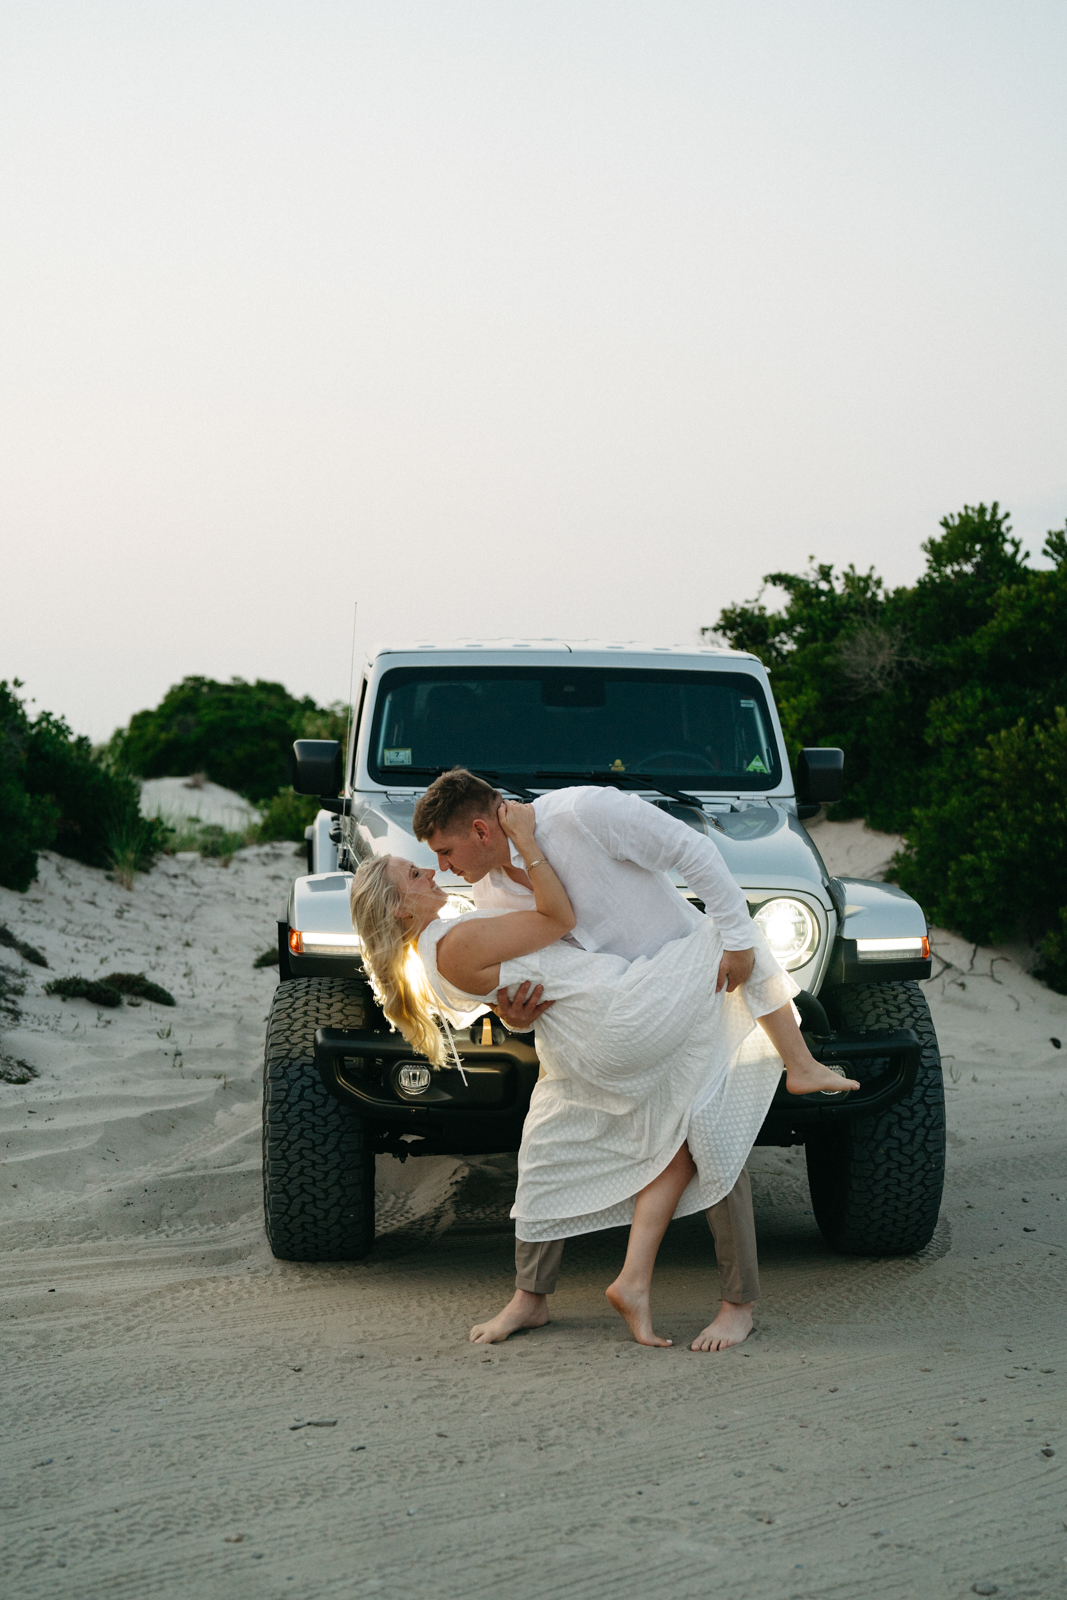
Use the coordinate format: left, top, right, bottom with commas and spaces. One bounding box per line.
753, 897, 818, 971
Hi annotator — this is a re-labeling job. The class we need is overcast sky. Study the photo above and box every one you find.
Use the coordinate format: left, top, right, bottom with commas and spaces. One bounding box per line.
2, 1, 1065, 741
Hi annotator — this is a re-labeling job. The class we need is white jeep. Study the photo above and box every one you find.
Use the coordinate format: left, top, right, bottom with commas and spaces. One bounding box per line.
262, 640, 943, 1262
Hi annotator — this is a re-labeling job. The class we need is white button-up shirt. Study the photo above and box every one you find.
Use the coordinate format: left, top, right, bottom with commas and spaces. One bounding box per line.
470, 786, 754, 963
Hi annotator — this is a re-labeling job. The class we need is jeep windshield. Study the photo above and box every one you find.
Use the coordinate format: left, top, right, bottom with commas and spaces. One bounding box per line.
367, 667, 782, 791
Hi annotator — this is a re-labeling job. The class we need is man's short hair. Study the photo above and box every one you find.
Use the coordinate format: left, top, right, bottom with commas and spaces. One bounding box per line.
413, 768, 503, 841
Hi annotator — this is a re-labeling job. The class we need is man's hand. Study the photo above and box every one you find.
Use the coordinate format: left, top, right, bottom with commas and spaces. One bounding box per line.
717, 946, 755, 994
491, 980, 554, 1032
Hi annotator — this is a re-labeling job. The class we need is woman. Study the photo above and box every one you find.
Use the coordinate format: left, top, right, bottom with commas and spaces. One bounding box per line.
350, 803, 857, 1346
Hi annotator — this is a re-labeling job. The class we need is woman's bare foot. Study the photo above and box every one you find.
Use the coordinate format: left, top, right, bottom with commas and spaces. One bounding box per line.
605, 1279, 672, 1347
690, 1300, 754, 1351
784, 1057, 860, 1096
470, 1290, 549, 1345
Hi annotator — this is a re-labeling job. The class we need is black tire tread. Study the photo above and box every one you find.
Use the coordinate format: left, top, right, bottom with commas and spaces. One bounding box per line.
262, 975, 376, 1262
806, 981, 945, 1256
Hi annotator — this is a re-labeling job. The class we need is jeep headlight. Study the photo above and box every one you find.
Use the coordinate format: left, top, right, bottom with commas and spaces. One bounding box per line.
754, 897, 818, 970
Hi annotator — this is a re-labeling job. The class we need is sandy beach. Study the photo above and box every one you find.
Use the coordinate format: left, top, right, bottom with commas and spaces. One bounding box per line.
1, 820, 1065, 1599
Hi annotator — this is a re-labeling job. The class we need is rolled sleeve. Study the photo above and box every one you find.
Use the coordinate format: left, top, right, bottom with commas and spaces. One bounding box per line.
575, 788, 755, 950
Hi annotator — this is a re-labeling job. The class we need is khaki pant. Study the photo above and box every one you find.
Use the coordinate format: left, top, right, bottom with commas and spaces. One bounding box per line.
514, 1167, 760, 1304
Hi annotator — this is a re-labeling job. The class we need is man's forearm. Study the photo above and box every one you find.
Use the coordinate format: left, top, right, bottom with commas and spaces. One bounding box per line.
591, 791, 753, 946
680, 840, 755, 948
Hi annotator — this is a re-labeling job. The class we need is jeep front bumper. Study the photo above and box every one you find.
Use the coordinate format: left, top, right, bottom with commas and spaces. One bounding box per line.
314, 1023, 922, 1157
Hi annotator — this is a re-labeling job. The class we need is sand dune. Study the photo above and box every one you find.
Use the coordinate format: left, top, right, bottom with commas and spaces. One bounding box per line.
139, 776, 262, 832
0, 839, 463, 1258
0, 822, 1064, 1599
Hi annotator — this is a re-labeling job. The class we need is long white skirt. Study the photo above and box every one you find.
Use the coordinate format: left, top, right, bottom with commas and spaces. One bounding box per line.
498, 922, 797, 1242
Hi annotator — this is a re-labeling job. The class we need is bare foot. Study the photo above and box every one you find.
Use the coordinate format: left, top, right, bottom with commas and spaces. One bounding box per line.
605, 1279, 672, 1347
690, 1300, 754, 1352
470, 1290, 549, 1345
785, 1058, 860, 1096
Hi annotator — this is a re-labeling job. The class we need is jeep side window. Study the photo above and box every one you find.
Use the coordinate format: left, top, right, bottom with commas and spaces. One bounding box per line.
347, 676, 368, 789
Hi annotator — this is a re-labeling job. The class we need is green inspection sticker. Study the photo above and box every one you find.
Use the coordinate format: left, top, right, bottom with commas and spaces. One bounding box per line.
383, 748, 412, 766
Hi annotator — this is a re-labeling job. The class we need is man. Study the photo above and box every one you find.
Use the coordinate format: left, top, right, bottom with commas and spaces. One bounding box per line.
413, 767, 763, 1351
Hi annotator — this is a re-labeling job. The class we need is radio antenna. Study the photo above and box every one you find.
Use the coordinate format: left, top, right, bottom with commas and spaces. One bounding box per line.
343, 601, 358, 788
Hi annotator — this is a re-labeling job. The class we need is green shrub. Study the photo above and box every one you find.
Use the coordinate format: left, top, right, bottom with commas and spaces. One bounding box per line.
1034, 908, 1067, 994
159, 815, 253, 862
106, 811, 170, 889
0, 1054, 36, 1085
186, 824, 250, 863
0, 960, 26, 1019
0, 681, 59, 892
893, 709, 1067, 947
707, 504, 1067, 978
101, 971, 176, 1005
115, 677, 344, 804
0, 924, 47, 967
43, 972, 176, 1007
255, 786, 319, 843
2, 672, 343, 894
44, 976, 123, 1007
2, 680, 166, 891
297, 703, 349, 743
24, 710, 154, 872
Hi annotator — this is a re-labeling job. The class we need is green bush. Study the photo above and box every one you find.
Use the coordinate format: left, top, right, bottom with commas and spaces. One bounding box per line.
115, 677, 347, 804
0, 960, 25, 1019
0, 1053, 36, 1085
178, 823, 250, 863
25, 710, 143, 870
106, 810, 171, 889
894, 709, 1067, 940
1, 671, 347, 894
0, 923, 48, 967
0, 681, 59, 892
44, 976, 123, 1007
707, 504, 1067, 984
1035, 908, 1067, 993
1, 680, 166, 892
255, 786, 319, 843
102, 971, 176, 1005
43, 971, 175, 1007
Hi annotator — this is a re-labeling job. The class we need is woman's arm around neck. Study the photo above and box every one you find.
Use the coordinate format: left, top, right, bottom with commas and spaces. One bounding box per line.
436, 803, 575, 995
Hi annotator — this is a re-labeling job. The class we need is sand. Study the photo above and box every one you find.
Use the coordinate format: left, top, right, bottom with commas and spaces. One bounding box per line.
139, 777, 262, 833
1, 817, 1065, 1599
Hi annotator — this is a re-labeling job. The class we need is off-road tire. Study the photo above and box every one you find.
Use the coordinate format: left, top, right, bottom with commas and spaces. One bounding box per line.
262, 976, 376, 1261
805, 981, 945, 1256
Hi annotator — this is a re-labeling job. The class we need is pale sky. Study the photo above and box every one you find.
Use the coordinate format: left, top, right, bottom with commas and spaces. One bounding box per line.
2, 1, 1065, 742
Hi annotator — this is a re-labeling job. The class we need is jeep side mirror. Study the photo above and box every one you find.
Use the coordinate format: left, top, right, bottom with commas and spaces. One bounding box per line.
291, 739, 343, 797
796, 747, 844, 809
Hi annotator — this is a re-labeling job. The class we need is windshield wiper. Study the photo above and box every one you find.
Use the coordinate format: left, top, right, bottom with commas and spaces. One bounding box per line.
377, 764, 701, 807
533, 770, 704, 808
465, 769, 538, 801
375, 766, 538, 801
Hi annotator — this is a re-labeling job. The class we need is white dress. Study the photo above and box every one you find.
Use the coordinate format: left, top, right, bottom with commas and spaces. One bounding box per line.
416, 910, 799, 1243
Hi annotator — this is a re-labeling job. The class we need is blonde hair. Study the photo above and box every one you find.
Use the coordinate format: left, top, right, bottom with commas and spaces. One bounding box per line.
349, 855, 446, 1066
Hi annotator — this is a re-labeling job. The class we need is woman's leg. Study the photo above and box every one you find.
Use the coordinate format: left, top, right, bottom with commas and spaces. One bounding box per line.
759, 1003, 861, 1095
606, 1142, 697, 1347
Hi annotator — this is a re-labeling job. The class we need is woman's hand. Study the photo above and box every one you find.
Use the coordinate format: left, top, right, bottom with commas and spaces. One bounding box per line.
497, 800, 537, 848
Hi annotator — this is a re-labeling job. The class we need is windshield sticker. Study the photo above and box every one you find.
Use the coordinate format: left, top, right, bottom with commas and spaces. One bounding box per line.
740, 699, 755, 708
383, 748, 412, 766
746, 755, 769, 773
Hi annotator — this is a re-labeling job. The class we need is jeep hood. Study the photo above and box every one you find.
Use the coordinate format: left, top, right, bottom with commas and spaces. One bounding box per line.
353, 795, 832, 904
